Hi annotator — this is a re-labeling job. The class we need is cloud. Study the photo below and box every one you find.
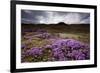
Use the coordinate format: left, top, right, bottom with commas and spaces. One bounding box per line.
80, 17, 90, 24
21, 10, 90, 24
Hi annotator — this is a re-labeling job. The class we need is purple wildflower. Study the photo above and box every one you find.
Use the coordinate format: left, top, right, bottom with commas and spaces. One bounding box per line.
71, 50, 85, 60
25, 47, 43, 56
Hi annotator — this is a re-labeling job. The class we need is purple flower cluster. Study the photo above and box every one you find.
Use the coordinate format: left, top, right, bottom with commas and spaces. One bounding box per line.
25, 47, 43, 56
35, 33, 51, 39
44, 39, 90, 61
52, 48, 66, 61
33, 29, 59, 39
70, 50, 86, 60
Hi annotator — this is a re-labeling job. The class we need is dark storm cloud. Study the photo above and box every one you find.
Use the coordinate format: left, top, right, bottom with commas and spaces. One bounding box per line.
21, 10, 90, 24
21, 10, 47, 24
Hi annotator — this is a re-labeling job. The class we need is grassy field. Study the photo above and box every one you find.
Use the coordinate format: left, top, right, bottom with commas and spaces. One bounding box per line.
21, 23, 90, 62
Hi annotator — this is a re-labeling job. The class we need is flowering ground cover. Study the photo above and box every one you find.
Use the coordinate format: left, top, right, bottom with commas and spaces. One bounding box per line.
21, 24, 90, 62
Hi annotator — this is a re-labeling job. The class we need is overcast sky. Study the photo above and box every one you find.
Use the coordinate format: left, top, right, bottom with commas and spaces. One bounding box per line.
21, 10, 90, 24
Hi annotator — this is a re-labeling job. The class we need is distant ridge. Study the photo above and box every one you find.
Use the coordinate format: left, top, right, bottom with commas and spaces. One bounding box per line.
22, 22, 89, 25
